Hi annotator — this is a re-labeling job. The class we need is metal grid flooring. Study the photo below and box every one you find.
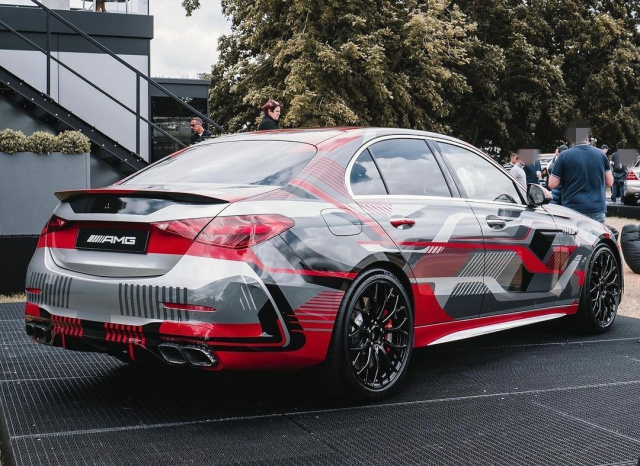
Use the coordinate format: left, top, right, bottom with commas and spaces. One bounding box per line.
2, 301, 640, 465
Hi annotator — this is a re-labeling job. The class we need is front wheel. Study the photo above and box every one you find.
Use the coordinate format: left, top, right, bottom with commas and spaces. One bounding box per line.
576, 245, 621, 333
323, 269, 414, 402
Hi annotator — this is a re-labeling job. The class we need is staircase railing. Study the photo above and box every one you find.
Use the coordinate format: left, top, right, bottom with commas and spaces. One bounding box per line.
0, 0, 223, 159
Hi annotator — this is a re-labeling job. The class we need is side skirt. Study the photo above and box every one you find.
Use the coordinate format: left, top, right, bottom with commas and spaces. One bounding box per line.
414, 305, 578, 347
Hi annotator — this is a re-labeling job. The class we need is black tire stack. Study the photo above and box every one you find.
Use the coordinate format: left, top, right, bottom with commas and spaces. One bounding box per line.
621, 224, 640, 274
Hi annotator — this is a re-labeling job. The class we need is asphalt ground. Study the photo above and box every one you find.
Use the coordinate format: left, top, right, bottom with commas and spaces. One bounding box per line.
2, 301, 640, 465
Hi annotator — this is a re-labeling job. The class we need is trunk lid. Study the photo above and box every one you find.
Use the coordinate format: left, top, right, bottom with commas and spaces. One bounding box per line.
44, 185, 278, 277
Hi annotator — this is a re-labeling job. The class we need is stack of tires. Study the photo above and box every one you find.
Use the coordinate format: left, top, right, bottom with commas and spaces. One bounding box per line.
621, 224, 640, 274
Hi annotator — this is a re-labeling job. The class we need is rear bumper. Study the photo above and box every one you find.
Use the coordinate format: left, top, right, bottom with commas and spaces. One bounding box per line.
24, 245, 343, 370
623, 181, 640, 195
24, 305, 330, 370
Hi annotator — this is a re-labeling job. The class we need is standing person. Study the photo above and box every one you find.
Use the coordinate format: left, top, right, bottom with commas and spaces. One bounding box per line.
95, 0, 106, 12
610, 142, 627, 203
548, 144, 568, 205
509, 153, 526, 186
523, 158, 541, 186
257, 99, 282, 130
548, 132, 613, 223
540, 167, 549, 187
189, 117, 212, 145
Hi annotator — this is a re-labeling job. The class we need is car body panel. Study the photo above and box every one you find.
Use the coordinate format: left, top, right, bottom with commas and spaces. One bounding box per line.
623, 160, 640, 205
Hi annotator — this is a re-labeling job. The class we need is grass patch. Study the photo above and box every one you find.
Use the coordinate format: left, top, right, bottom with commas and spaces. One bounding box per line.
0, 292, 26, 303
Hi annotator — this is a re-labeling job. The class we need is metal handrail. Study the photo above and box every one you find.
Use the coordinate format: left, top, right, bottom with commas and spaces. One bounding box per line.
0, 18, 186, 153
1, 0, 223, 156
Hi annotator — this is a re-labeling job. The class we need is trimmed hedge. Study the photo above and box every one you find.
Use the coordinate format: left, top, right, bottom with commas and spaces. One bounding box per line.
0, 129, 90, 154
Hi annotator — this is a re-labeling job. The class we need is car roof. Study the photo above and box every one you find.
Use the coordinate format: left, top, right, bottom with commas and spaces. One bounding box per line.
200, 127, 477, 150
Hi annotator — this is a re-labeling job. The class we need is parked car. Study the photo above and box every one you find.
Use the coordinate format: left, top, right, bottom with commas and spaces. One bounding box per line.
24, 128, 623, 401
623, 159, 640, 206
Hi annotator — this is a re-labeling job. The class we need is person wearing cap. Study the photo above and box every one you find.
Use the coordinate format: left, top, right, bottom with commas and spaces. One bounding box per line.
257, 99, 282, 130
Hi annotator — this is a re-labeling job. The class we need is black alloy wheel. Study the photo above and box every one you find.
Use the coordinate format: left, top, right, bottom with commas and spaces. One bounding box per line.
578, 245, 621, 333
325, 269, 413, 401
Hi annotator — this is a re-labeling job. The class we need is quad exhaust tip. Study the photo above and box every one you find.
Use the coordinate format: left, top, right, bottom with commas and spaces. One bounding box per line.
157, 342, 218, 367
25, 323, 53, 344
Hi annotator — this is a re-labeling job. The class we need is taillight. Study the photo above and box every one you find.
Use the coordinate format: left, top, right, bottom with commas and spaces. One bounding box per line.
195, 214, 295, 249
627, 171, 638, 181
151, 218, 212, 240
42, 215, 70, 234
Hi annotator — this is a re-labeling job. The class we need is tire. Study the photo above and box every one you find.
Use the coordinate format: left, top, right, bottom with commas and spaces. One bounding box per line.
576, 244, 621, 333
323, 269, 414, 402
621, 224, 640, 274
622, 195, 637, 206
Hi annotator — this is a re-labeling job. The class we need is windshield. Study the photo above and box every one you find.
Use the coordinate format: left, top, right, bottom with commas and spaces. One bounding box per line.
124, 140, 317, 186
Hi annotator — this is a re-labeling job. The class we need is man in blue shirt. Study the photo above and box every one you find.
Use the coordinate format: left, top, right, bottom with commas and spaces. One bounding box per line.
548, 133, 613, 223
523, 159, 541, 186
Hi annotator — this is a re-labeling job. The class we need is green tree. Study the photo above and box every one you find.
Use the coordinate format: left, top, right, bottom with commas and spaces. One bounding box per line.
197, 0, 640, 151
181, 0, 201, 16
511, 0, 640, 147
209, 0, 475, 132
450, 0, 573, 157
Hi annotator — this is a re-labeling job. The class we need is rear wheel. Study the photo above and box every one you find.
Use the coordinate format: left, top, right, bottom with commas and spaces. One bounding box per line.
577, 245, 621, 333
323, 269, 413, 401
623, 195, 637, 206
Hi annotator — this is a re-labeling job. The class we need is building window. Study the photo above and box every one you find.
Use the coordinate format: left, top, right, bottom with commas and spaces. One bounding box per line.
150, 96, 208, 162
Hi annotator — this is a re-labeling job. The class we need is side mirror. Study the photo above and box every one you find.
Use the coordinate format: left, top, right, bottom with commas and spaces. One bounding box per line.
527, 183, 552, 206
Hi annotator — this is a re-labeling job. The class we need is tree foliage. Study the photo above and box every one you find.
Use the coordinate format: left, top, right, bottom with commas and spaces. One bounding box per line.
199, 0, 640, 155
181, 0, 201, 17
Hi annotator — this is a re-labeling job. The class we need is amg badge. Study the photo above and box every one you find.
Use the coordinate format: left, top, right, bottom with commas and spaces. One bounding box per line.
76, 228, 149, 253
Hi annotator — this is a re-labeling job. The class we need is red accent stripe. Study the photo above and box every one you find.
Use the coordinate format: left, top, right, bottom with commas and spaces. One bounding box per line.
294, 291, 343, 331
162, 302, 215, 312
392, 240, 576, 274
25, 302, 40, 317
316, 134, 362, 153
185, 241, 357, 277
302, 157, 348, 196
159, 321, 264, 339
51, 315, 83, 338
104, 323, 145, 346
413, 283, 454, 326
414, 305, 578, 347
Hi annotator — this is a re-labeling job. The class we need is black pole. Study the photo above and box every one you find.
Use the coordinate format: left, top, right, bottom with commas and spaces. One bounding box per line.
45, 10, 51, 96
136, 75, 140, 155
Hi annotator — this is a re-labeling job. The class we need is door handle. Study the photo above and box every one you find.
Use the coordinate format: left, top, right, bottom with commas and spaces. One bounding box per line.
486, 215, 506, 229
390, 218, 415, 228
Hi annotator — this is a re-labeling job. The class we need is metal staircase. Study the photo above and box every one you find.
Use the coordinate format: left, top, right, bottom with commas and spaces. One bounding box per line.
0, 66, 147, 175
0, 0, 223, 176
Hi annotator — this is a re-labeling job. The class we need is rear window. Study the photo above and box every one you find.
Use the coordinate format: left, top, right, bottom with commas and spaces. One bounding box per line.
124, 140, 317, 186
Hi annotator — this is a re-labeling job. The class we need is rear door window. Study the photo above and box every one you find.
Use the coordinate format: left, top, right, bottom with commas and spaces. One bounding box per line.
366, 138, 451, 197
350, 149, 388, 195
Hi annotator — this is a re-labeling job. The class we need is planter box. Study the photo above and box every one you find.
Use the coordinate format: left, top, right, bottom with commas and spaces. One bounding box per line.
0, 151, 90, 235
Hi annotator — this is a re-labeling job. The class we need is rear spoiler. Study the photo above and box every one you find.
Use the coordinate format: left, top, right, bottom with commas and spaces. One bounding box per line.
55, 189, 227, 205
